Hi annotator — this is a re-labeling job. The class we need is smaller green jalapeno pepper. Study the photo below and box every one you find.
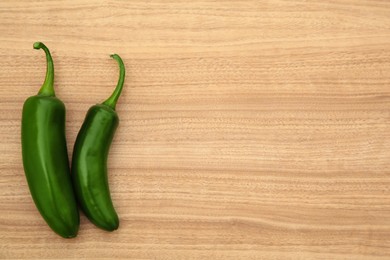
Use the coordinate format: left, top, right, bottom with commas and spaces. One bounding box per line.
71, 54, 125, 231
21, 42, 79, 238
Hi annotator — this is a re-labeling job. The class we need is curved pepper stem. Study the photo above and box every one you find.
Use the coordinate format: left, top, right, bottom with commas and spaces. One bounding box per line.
34, 42, 55, 96
103, 54, 125, 110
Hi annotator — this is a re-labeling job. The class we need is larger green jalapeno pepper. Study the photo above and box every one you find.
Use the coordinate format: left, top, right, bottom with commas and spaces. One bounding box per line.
21, 42, 79, 238
71, 54, 125, 231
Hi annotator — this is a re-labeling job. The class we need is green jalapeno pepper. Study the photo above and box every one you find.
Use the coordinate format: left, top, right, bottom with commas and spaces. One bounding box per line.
21, 42, 79, 238
71, 54, 125, 231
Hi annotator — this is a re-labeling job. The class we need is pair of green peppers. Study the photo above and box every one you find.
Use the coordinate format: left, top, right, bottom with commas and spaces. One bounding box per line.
21, 42, 125, 238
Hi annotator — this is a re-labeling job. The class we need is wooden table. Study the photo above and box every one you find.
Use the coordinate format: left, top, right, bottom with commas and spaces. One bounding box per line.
1, 1, 389, 259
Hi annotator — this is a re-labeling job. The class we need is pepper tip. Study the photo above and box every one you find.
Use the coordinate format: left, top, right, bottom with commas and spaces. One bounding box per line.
33, 42, 43, 50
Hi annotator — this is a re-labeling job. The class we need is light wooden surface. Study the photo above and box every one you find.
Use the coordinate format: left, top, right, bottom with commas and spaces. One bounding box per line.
0, 0, 389, 259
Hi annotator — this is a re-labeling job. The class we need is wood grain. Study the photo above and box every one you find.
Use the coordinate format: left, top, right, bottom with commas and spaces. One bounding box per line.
0, 0, 389, 259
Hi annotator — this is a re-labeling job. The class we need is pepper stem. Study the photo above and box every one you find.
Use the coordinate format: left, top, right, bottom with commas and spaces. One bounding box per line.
103, 54, 125, 110
34, 42, 55, 96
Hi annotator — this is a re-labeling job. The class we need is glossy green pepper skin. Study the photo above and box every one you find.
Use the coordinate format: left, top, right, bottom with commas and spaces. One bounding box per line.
71, 54, 125, 231
21, 42, 79, 238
